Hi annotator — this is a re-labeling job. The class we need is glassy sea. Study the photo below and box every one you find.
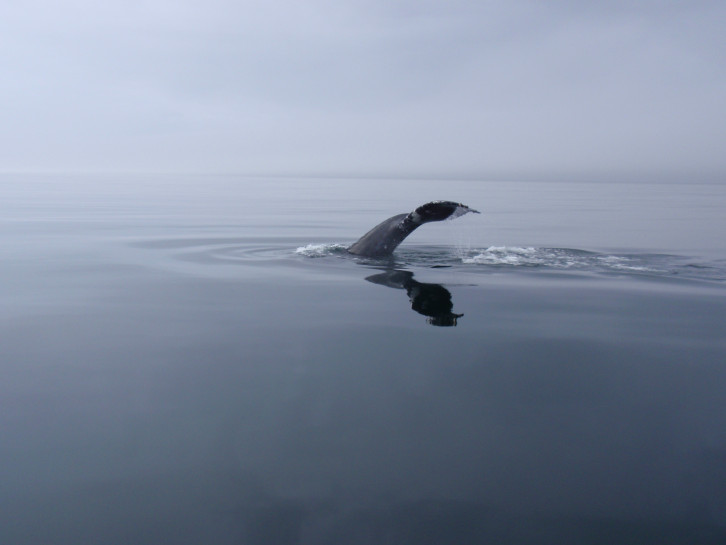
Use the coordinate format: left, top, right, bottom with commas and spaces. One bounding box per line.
2, 174, 726, 544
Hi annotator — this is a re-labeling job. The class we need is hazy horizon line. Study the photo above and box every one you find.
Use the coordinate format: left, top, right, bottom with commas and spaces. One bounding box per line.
1, 167, 724, 185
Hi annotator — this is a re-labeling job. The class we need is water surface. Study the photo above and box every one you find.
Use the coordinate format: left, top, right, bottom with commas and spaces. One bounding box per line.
2, 174, 726, 544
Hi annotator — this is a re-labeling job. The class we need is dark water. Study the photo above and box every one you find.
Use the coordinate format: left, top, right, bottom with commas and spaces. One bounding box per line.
2, 174, 726, 544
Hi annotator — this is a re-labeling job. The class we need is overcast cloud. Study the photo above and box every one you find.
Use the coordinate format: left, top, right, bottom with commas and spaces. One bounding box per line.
1, 0, 724, 181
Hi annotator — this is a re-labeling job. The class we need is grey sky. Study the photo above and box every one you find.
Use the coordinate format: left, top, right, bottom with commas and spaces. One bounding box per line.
2, 0, 724, 181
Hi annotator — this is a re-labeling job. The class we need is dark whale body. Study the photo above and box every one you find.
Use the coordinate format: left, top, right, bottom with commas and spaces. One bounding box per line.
347, 201, 479, 258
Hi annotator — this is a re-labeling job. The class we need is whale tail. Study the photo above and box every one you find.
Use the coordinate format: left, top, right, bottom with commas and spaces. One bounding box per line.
348, 201, 479, 257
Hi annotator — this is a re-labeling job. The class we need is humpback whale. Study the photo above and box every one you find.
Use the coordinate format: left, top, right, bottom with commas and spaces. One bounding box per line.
348, 201, 479, 257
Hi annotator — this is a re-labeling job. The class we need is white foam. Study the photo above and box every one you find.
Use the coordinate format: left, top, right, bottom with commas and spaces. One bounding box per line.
295, 243, 347, 257
462, 246, 663, 273
597, 255, 654, 272
609, 263, 651, 272
597, 255, 626, 264
463, 246, 540, 266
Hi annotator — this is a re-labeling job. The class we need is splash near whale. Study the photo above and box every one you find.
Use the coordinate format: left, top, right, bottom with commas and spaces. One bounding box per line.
347, 201, 479, 257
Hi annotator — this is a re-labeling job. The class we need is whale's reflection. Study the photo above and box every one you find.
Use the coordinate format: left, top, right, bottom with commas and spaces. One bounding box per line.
366, 270, 464, 327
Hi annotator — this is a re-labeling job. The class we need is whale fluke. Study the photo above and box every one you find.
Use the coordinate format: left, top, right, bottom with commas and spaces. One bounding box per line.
347, 201, 479, 257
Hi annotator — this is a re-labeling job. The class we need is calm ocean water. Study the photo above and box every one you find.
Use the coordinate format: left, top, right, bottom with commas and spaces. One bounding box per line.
2, 174, 726, 544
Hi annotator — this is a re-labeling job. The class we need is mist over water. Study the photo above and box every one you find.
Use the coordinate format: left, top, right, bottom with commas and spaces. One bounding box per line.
2, 174, 726, 544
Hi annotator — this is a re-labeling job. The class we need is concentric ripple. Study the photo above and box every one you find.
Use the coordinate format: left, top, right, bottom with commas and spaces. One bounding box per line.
132, 237, 725, 282
134, 237, 307, 264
